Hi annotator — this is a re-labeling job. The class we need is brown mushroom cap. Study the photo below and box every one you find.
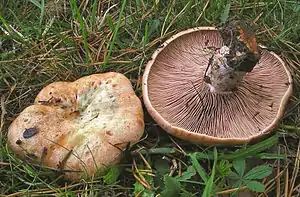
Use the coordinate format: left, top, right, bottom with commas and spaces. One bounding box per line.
143, 27, 292, 144
8, 72, 144, 180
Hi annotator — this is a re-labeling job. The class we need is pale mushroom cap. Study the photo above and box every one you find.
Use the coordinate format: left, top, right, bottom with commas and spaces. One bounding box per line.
8, 72, 144, 180
143, 27, 293, 144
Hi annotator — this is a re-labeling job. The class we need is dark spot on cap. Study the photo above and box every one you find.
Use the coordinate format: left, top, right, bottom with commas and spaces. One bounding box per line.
49, 92, 52, 95
16, 139, 22, 145
24, 119, 28, 122
112, 84, 117, 87
105, 131, 112, 136
55, 98, 61, 103
23, 127, 38, 139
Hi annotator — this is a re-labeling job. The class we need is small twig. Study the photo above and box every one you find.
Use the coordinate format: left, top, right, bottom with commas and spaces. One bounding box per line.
281, 124, 300, 131
196, 0, 210, 23
215, 186, 248, 195
132, 158, 152, 190
169, 136, 187, 155
0, 95, 6, 136
288, 141, 300, 197
77, 60, 131, 66
0, 161, 10, 166
137, 151, 152, 170
57, 149, 73, 171
276, 146, 281, 197
284, 167, 289, 197
169, 158, 178, 177
5, 181, 101, 197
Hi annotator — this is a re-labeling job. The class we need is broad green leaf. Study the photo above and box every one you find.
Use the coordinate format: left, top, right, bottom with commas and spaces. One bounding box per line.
244, 165, 273, 180
228, 172, 240, 180
160, 176, 181, 197
155, 158, 170, 175
177, 166, 196, 181
220, 2, 231, 24
189, 153, 208, 182
148, 19, 161, 37
233, 158, 246, 177
245, 180, 265, 192
202, 147, 218, 197
133, 174, 155, 197
136, 0, 143, 10
103, 166, 121, 184
133, 181, 155, 197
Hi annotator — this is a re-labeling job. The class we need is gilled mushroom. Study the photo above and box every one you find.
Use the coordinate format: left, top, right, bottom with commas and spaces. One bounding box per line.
8, 72, 144, 180
143, 24, 292, 144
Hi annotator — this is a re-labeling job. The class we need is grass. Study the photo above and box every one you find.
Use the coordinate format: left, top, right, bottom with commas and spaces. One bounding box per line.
0, 0, 300, 196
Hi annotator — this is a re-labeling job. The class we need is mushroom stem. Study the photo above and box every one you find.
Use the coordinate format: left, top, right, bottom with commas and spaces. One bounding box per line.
203, 46, 246, 94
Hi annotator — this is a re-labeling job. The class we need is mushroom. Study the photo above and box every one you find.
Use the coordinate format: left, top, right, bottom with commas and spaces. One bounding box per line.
142, 26, 292, 144
7, 72, 144, 180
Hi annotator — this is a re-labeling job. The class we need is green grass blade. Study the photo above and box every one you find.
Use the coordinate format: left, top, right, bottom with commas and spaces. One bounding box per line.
189, 153, 208, 183
29, 0, 42, 9
90, 0, 98, 28
70, 0, 90, 63
103, 0, 127, 71
143, 22, 149, 47
219, 134, 278, 160
202, 147, 218, 197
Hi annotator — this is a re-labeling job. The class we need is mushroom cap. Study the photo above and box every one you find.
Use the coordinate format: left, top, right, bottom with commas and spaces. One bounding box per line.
143, 27, 292, 144
8, 72, 144, 180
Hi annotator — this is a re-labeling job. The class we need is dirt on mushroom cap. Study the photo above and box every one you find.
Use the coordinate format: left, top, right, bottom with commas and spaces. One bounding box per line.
7, 72, 144, 180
